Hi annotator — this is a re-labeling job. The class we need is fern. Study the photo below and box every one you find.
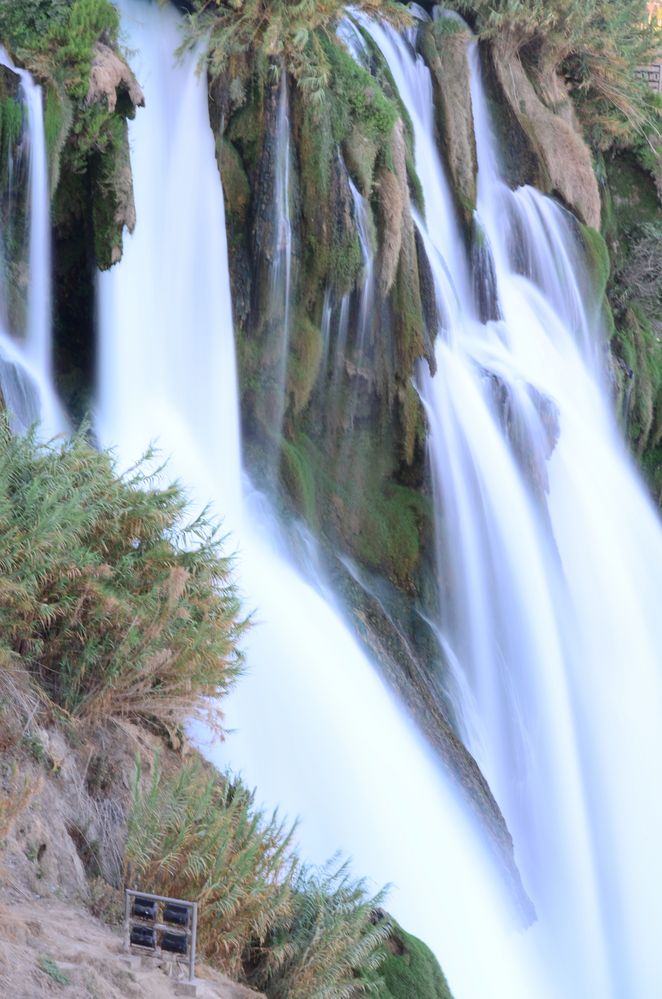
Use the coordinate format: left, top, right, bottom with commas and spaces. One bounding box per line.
0, 419, 247, 733
127, 758, 392, 996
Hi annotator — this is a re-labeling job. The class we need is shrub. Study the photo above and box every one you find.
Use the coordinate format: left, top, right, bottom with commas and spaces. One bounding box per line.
0, 420, 246, 734
0, 0, 119, 99
126, 756, 296, 979
182, 0, 410, 107
127, 756, 392, 997
249, 860, 391, 999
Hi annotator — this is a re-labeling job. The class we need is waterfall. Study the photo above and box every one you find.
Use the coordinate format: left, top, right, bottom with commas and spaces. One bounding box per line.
265, 70, 293, 463
348, 173, 375, 356
362, 13, 662, 997
95, 3, 553, 996
0, 49, 63, 437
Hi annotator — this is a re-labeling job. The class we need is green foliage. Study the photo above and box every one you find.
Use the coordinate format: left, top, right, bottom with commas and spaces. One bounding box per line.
127, 756, 391, 997
447, 0, 662, 152
605, 151, 662, 494
249, 861, 390, 999
0, 95, 24, 169
127, 756, 295, 979
183, 0, 409, 108
376, 923, 454, 999
0, 0, 119, 99
0, 421, 246, 732
1, 0, 137, 268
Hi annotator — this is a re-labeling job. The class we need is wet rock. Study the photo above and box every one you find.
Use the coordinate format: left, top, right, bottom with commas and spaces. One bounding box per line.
488, 33, 600, 229
420, 19, 477, 220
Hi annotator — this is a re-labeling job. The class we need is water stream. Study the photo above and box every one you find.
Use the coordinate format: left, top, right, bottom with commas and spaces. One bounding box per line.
95, 3, 552, 996
361, 12, 662, 996
0, 48, 63, 436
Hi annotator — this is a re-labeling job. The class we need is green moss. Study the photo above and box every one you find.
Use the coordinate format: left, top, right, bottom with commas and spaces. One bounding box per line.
354, 480, 426, 588
325, 37, 399, 148
377, 924, 454, 999
43, 85, 72, 196
220, 138, 251, 222
392, 254, 426, 383
88, 113, 132, 270
579, 224, 610, 300
606, 152, 660, 227
343, 125, 379, 197
0, 95, 24, 170
224, 51, 269, 176
280, 435, 320, 528
288, 313, 324, 416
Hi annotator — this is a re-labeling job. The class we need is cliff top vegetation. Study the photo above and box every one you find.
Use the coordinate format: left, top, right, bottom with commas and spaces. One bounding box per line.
182, 0, 410, 104
446, 0, 662, 153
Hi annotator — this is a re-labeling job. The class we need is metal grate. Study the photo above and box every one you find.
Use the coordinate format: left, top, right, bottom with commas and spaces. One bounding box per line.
125, 889, 198, 983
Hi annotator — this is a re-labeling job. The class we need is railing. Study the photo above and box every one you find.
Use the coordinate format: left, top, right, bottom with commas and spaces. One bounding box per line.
124, 889, 198, 983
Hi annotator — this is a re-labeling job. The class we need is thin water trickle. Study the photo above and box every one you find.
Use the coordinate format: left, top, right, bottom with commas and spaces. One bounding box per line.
0, 48, 63, 437
267, 70, 293, 461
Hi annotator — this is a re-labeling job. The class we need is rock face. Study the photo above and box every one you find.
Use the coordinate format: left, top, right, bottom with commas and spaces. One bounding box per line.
488, 33, 601, 229
85, 43, 145, 264
86, 42, 145, 113
420, 19, 477, 218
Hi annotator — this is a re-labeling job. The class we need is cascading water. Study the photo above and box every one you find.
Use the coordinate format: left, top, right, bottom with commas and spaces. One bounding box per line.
348, 174, 375, 352
267, 71, 293, 457
0, 49, 63, 436
362, 11, 662, 996
95, 3, 554, 996
325, 168, 376, 444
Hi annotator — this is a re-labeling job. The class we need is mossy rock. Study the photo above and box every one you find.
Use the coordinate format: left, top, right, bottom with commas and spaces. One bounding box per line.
579, 224, 610, 302
43, 84, 73, 197
287, 311, 324, 416
377, 921, 454, 999
605, 152, 660, 228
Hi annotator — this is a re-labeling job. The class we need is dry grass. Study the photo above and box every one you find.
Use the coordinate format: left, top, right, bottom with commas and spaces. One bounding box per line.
0, 421, 247, 736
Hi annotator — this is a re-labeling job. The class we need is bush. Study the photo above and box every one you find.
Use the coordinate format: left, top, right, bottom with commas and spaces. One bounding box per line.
0, 420, 246, 733
126, 756, 295, 978
0, 0, 119, 99
182, 0, 409, 107
249, 860, 391, 999
127, 756, 392, 997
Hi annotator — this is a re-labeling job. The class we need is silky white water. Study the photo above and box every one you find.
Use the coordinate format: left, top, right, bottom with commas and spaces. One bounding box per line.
267, 71, 293, 455
96, 3, 553, 996
0, 49, 63, 436
361, 12, 662, 997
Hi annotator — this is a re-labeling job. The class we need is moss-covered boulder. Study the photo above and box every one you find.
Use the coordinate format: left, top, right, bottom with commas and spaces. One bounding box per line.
376, 918, 454, 999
